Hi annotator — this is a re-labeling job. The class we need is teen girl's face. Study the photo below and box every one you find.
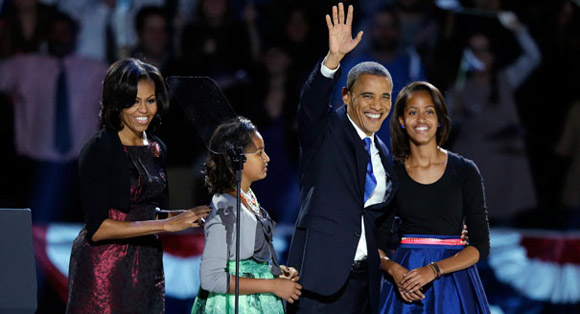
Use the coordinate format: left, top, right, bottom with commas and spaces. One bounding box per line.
399, 90, 438, 147
242, 132, 270, 185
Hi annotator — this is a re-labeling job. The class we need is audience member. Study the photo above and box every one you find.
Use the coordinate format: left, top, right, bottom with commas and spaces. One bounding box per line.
54, 0, 163, 63
0, 12, 108, 222
131, 5, 176, 74
0, 0, 56, 58
447, 11, 540, 224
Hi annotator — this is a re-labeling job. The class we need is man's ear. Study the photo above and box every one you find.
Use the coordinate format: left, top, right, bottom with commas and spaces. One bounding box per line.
342, 87, 350, 105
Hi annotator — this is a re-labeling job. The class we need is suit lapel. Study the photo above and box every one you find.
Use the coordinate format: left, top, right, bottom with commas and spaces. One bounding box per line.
337, 106, 367, 205
374, 135, 398, 208
375, 136, 393, 178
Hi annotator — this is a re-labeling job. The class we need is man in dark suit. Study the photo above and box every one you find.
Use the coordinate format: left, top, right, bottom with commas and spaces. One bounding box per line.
287, 3, 398, 314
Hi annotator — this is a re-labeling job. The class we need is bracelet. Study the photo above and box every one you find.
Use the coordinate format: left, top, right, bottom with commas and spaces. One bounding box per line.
427, 264, 437, 277
429, 262, 442, 279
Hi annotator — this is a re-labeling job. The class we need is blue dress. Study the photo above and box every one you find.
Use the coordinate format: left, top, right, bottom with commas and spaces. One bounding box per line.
379, 235, 489, 313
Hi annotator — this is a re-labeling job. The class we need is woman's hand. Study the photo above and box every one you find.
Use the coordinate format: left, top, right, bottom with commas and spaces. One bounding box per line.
189, 205, 211, 224
279, 265, 300, 282
399, 265, 437, 295
461, 224, 469, 245
389, 263, 425, 302
379, 250, 424, 302
163, 205, 210, 232
270, 278, 302, 303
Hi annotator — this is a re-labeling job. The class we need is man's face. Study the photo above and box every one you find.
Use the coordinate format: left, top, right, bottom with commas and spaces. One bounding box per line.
343, 74, 392, 136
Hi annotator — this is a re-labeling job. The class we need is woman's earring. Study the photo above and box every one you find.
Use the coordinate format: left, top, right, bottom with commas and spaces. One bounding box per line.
400, 124, 405, 129
438, 123, 441, 128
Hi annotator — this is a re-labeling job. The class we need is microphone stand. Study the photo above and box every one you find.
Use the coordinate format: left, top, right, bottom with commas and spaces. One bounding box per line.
228, 145, 246, 314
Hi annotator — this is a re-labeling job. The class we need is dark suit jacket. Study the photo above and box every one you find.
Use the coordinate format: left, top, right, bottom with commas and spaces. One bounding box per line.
287, 61, 398, 312
78, 129, 169, 239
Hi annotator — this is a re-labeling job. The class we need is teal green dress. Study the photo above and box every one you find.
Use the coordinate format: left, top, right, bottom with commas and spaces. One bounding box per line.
191, 193, 284, 314
191, 260, 283, 314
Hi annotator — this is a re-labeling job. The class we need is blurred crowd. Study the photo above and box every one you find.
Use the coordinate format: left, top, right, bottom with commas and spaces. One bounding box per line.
0, 0, 579, 229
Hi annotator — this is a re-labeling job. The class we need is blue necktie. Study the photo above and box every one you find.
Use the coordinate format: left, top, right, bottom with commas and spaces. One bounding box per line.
363, 137, 377, 203
54, 62, 71, 154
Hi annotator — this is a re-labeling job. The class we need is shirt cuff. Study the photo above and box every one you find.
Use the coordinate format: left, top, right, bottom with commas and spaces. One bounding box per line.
320, 56, 340, 79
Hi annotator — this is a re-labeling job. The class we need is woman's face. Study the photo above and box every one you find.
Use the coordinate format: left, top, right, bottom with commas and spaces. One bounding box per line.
242, 132, 270, 185
399, 90, 438, 146
119, 79, 158, 138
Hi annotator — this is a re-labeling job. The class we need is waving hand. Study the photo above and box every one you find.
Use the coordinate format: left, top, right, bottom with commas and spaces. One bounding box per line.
324, 3, 363, 69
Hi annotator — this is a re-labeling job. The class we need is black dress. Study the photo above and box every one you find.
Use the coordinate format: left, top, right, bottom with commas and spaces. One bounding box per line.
66, 143, 167, 314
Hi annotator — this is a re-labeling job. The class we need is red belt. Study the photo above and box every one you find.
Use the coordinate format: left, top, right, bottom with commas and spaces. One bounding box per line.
400, 237, 464, 246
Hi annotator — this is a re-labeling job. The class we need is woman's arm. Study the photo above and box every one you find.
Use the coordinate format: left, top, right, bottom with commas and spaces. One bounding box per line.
91, 206, 210, 242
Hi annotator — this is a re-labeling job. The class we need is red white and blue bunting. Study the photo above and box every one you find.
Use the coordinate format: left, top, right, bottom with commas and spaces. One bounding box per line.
33, 224, 580, 313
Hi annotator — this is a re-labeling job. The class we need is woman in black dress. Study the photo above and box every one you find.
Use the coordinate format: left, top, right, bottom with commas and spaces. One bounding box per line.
66, 58, 210, 314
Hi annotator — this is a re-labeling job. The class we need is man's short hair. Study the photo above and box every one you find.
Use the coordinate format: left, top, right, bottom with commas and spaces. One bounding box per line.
346, 61, 392, 91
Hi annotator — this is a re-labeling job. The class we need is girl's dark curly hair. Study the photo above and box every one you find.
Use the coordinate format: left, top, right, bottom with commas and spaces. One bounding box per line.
203, 117, 257, 194
99, 58, 168, 132
390, 81, 451, 162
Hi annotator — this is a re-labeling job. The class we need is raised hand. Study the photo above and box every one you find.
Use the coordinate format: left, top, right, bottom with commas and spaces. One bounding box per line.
324, 3, 363, 69
498, 11, 522, 32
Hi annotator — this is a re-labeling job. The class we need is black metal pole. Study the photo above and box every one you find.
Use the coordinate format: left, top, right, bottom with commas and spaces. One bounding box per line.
235, 168, 241, 314
228, 146, 245, 314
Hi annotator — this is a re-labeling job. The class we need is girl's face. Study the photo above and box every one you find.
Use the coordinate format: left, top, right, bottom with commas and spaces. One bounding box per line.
119, 79, 157, 141
242, 132, 270, 186
399, 90, 438, 146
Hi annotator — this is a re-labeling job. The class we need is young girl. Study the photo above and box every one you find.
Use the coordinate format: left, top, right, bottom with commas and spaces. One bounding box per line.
192, 117, 302, 313
377, 81, 490, 313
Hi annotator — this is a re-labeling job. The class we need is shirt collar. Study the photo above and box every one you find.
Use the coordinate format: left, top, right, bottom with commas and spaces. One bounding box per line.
347, 112, 375, 145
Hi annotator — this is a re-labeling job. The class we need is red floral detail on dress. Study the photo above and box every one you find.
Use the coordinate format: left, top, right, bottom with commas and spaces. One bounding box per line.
150, 141, 161, 158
